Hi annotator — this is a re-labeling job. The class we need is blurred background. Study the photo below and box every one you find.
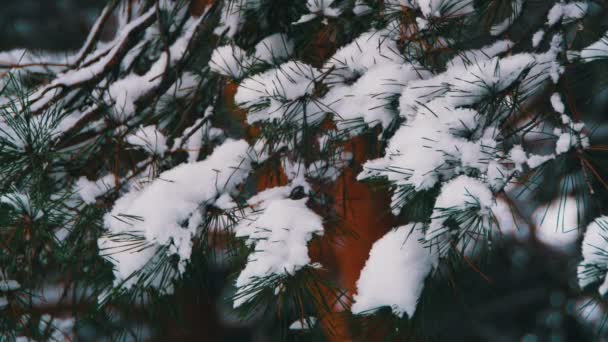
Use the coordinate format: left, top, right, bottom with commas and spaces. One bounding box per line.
0, 0, 105, 52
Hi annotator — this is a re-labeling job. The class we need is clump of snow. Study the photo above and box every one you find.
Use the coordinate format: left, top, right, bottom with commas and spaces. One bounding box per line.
520, 34, 564, 95
214, 0, 247, 37
550, 93, 565, 114
323, 30, 403, 84
426, 176, 495, 249
555, 132, 573, 154
294, 0, 342, 25
107, 15, 203, 121
526, 153, 556, 168
235, 61, 322, 125
352, 225, 437, 317
0, 192, 41, 220
532, 196, 581, 250
171, 114, 223, 163
578, 217, 608, 294
490, 0, 525, 36
126, 125, 167, 156
399, 53, 535, 116
353, 0, 372, 16
210, 35, 295, 78
163, 72, 199, 99
509, 145, 527, 171
382, 0, 474, 18
233, 197, 324, 307
575, 33, 608, 62
574, 296, 606, 330
76, 173, 117, 204
253, 33, 294, 64
532, 30, 545, 48
359, 103, 497, 213
320, 62, 429, 136
546, 2, 588, 26
209, 45, 250, 79
99, 139, 252, 291
359, 32, 573, 224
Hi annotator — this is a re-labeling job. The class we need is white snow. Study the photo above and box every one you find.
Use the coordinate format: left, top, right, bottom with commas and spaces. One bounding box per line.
235, 61, 322, 125
253, 33, 294, 64
359, 31, 574, 221
320, 62, 428, 135
3, 0, 599, 323
29, 8, 157, 112
352, 225, 437, 317
358, 102, 497, 213
532, 196, 581, 250
426, 176, 495, 247
54, 105, 99, 137
0, 192, 45, 222
163, 72, 199, 99
532, 30, 545, 48
107, 15, 203, 121
209, 45, 250, 79
99, 139, 252, 290
353, 0, 372, 16
126, 125, 168, 156
171, 116, 220, 163
293, 0, 342, 24
76, 173, 117, 204
578, 216, 608, 294
550, 93, 565, 114
0, 49, 73, 73
233, 197, 324, 307
526, 154, 556, 169
577, 33, 608, 62
73, 2, 115, 64
424, 0, 474, 18
547, 2, 588, 26
555, 132, 573, 154
323, 30, 403, 85
509, 145, 527, 170
214, 0, 246, 37
490, 0, 524, 36
210, 35, 293, 77
400, 53, 535, 115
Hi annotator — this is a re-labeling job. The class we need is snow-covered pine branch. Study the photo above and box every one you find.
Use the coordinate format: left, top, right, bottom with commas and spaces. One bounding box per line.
1, 0, 608, 339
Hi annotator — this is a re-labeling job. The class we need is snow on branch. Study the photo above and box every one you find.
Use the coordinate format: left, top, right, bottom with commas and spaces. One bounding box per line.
99, 139, 253, 291
579, 217, 608, 295
29, 7, 157, 113
570, 32, 608, 63
235, 61, 323, 125
352, 225, 437, 317
107, 14, 205, 121
233, 195, 324, 307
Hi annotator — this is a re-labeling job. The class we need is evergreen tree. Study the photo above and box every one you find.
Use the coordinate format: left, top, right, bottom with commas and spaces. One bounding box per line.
1, 0, 608, 340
